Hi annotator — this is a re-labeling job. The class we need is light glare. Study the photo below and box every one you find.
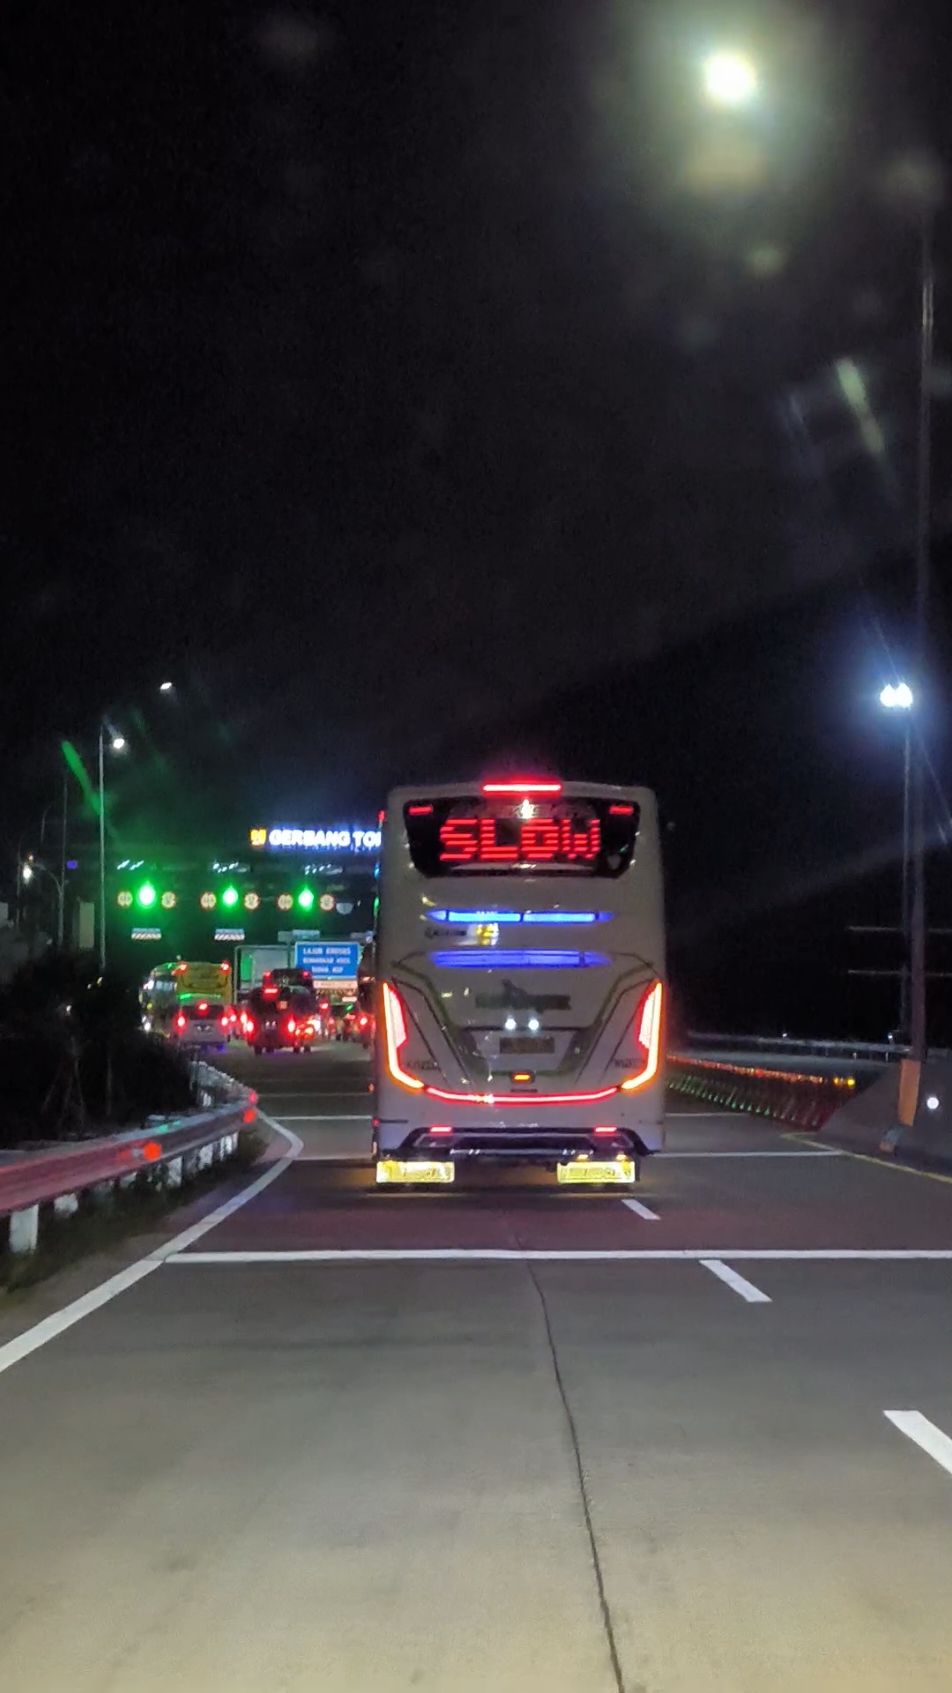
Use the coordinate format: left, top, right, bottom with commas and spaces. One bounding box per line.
880, 683, 914, 710
702, 50, 758, 108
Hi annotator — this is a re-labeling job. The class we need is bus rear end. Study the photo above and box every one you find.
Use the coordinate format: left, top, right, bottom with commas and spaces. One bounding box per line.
373, 780, 665, 1186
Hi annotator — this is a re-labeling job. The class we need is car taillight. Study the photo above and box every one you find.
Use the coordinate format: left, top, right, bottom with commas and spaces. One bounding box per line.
358, 1014, 369, 1027
220, 1015, 229, 1030
175, 1013, 187, 1031
245, 1018, 256, 1036
620, 981, 663, 1093
198, 1002, 208, 1014
286, 1017, 297, 1034
381, 982, 423, 1091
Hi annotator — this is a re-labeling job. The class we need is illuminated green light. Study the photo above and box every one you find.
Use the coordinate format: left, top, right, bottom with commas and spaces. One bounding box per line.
137, 883, 157, 908
297, 888, 315, 910
221, 886, 239, 908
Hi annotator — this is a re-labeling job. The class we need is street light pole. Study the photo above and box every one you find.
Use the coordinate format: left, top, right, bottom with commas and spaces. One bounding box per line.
98, 723, 106, 973
909, 205, 935, 1062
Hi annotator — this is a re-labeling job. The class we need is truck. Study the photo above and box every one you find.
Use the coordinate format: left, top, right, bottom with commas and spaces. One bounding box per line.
235, 944, 293, 1002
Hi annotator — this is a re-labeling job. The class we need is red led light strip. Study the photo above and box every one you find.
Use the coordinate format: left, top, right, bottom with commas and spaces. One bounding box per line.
481, 780, 563, 795
424, 1084, 618, 1106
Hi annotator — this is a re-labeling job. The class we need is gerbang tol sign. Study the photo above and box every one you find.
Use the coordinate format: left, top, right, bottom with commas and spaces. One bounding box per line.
250, 825, 381, 854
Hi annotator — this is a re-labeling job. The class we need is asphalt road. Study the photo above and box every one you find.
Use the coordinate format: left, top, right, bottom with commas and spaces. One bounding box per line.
4, 1043, 952, 1690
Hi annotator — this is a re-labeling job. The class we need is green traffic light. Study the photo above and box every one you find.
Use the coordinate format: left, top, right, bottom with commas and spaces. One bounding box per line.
221, 886, 239, 908
137, 883, 157, 908
297, 888, 315, 910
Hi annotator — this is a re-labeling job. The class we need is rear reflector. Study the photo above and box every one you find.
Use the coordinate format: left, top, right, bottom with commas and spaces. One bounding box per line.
376, 1160, 454, 1185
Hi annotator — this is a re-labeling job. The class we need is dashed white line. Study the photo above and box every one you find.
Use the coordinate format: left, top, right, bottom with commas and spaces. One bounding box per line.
621, 1198, 660, 1221
700, 1258, 772, 1303
884, 1410, 952, 1478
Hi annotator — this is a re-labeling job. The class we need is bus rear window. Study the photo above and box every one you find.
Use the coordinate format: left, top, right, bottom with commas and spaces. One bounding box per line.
403, 797, 638, 878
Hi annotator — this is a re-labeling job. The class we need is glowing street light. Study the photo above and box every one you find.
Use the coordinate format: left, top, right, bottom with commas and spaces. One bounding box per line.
702, 50, 758, 108
159, 680, 174, 693
879, 683, 915, 1039
880, 682, 914, 710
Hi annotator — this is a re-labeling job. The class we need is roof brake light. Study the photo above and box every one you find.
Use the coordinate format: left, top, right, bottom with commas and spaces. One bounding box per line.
482, 780, 562, 795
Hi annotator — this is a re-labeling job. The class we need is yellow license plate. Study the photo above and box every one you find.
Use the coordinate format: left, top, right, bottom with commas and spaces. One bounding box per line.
557, 1157, 635, 1185
376, 1159, 455, 1185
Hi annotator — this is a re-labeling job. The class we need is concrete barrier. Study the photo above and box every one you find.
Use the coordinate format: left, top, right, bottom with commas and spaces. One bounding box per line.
823, 1058, 952, 1167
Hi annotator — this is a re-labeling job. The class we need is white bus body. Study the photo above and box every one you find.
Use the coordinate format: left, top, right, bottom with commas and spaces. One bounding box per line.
373, 779, 665, 1184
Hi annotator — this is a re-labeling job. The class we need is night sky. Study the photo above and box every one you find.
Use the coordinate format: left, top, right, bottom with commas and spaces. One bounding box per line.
4, 1, 951, 1028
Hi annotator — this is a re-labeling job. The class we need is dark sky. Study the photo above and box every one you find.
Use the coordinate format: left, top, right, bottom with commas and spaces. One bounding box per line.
3, 2, 950, 940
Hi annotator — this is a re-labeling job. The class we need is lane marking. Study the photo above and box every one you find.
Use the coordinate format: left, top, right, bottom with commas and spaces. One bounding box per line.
167, 1247, 952, 1264
884, 1410, 952, 1477
835, 1147, 952, 1189
656, 1149, 842, 1159
264, 1113, 366, 1123
621, 1198, 660, 1221
148, 1114, 302, 1258
700, 1258, 771, 1302
665, 1110, 747, 1118
0, 1113, 302, 1379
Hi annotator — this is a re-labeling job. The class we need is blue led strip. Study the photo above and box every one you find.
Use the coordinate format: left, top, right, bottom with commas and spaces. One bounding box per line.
428, 909, 609, 925
429, 950, 610, 969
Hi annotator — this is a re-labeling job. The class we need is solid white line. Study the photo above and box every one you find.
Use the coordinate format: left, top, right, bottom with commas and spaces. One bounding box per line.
622, 1198, 660, 1221
148, 1113, 302, 1258
166, 1247, 952, 1264
274, 1114, 369, 1121
0, 1113, 302, 1379
656, 1149, 842, 1159
700, 1258, 772, 1303
0, 1261, 163, 1378
884, 1411, 952, 1478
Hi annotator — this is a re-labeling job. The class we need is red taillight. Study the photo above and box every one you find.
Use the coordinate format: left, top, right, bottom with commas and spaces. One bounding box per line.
430, 1125, 452, 1135
620, 981, 663, 1093
220, 1016, 229, 1030
407, 803, 433, 815
381, 982, 424, 1091
594, 1125, 616, 1135
286, 1017, 297, 1034
175, 1013, 186, 1030
198, 1001, 208, 1014
245, 1018, 257, 1037
358, 1014, 369, 1027
264, 985, 278, 997
609, 803, 634, 815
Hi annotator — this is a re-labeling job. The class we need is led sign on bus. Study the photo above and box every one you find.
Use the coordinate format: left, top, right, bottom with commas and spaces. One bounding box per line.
404, 797, 638, 878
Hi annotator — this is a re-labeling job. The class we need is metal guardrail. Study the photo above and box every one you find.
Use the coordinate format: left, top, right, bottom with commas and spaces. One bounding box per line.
684, 1032, 952, 1065
1, 1063, 258, 1255
668, 1052, 855, 1128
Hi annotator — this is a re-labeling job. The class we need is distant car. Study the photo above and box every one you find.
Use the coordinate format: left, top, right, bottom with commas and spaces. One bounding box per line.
241, 986, 318, 1054
339, 1003, 373, 1046
169, 997, 230, 1053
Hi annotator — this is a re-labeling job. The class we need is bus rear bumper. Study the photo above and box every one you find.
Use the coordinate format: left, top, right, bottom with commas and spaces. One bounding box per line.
373, 1123, 662, 1168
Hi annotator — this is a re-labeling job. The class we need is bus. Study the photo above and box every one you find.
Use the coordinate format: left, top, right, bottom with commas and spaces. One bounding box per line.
141, 960, 234, 1038
373, 778, 665, 1185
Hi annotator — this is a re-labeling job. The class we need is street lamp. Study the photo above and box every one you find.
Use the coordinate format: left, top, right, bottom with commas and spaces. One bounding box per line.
701, 50, 758, 109
880, 682, 915, 1037
98, 723, 127, 972
20, 857, 65, 949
